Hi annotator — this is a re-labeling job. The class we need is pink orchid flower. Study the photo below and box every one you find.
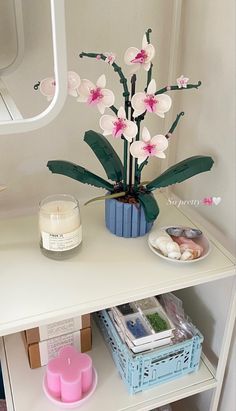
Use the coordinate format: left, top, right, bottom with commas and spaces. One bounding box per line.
131, 79, 172, 118
177, 75, 189, 88
104, 52, 116, 65
124, 35, 155, 74
39, 71, 81, 101
99, 106, 138, 142
77, 74, 115, 114
130, 127, 168, 165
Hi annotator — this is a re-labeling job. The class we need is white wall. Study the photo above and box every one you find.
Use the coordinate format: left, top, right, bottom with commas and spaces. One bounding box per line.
0, 0, 174, 217
171, 0, 236, 254
171, 0, 236, 410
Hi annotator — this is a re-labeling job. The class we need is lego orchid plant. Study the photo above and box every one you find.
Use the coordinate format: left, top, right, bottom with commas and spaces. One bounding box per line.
38, 29, 213, 223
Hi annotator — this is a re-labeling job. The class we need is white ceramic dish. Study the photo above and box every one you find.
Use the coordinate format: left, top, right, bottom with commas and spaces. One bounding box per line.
43, 368, 97, 409
148, 226, 211, 264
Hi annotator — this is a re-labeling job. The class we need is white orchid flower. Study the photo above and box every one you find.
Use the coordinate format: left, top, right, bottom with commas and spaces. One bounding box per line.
131, 79, 172, 118
39, 71, 81, 101
177, 75, 189, 88
124, 35, 155, 74
130, 127, 168, 165
77, 74, 115, 114
99, 106, 137, 142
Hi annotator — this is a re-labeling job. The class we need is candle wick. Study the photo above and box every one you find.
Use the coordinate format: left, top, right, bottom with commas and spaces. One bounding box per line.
68, 358, 71, 365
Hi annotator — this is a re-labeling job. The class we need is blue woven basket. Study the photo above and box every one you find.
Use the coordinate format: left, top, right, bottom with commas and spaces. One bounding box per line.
105, 198, 153, 238
95, 310, 203, 394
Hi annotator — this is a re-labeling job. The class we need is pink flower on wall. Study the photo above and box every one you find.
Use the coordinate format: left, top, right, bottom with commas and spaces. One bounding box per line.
99, 106, 138, 142
130, 127, 168, 164
39, 71, 81, 100
124, 35, 155, 73
131, 79, 172, 118
77, 74, 115, 114
177, 75, 189, 88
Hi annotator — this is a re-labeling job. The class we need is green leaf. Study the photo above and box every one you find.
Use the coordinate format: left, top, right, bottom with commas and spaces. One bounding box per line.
146, 156, 214, 191
84, 130, 124, 182
84, 191, 126, 206
138, 193, 159, 223
47, 160, 114, 191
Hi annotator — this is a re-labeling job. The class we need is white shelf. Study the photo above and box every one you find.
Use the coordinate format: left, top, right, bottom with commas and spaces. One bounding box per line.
3, 323, 217, 411
0, 193, 235, 337
0, 338, 14, 411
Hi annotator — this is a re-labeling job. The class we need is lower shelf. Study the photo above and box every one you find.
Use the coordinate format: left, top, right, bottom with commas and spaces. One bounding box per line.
2, 324, 217, 411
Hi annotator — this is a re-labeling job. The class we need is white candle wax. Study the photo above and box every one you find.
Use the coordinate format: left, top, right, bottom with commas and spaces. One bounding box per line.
39, 200, 80, 234
39, 197, 82, 254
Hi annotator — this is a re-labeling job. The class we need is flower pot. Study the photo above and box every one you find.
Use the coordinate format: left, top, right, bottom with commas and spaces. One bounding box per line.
105, 198, 153, 238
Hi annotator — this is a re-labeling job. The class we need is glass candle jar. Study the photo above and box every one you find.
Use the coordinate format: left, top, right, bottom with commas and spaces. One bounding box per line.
39, 194, 82, 260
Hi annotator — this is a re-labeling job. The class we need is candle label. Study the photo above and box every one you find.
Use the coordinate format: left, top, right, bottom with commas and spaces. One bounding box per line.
41, 226, 82, 251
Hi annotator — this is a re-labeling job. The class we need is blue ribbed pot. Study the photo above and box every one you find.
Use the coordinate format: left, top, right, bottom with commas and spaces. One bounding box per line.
105, 198, 153, 238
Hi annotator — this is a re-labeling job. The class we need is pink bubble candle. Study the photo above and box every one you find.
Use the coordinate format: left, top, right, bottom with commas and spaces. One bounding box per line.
46, 346, 93, 403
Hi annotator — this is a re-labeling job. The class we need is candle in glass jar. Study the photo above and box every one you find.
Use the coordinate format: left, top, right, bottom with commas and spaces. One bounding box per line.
39, 194, 82, 259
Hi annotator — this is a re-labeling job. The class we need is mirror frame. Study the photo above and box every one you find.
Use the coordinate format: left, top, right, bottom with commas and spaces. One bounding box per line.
0, 0, 68, 135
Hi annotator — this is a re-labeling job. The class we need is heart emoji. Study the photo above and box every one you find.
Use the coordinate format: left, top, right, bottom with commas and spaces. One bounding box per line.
213, 196, 221, 205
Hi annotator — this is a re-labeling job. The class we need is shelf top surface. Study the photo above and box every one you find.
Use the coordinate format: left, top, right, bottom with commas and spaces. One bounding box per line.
0, 193, 235, 335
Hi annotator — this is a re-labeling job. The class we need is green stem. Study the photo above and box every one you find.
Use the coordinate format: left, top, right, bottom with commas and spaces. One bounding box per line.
110, 105, 118, 115
133, 112, 185, 190
133, 29, 154, 190
123, 100, 130, 191
145, 63, 153, 92
123, 140, 128, 191
79, 51, 130, 191
145, 28, 152, 43
79, 52, 130, 101
134, 112, 184, 190
144, 29, 153, 92
155, 81, 202, 95
136, 83, 200, 123
34, 81, 40, 90
136, 159, 149, 184
166, 111, 185, 139
129, 74, 136, 192
134, 118, 141, 189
